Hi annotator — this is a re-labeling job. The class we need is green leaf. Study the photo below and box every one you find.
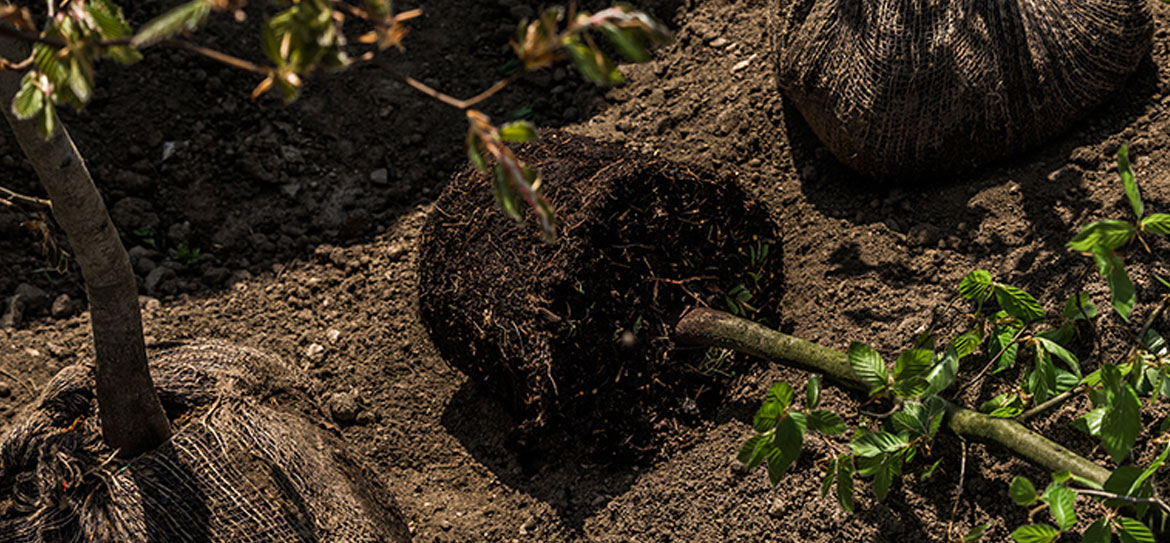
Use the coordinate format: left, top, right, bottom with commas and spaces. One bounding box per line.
1083, 518, 1111, 543
807, 410, 846, 435
890, 376, 929, 399
67, 57, 92, 105
850, 430, 907, 457
1010, 476, 1038, 505
599, 22, 649, 62
737, 434, 769, 471
1043, 484, 1076, 531
1115, 517, 1155, 543
11, 74, 43, 121
1072, 406, 1105, 437
894, 349, 932, 379
1062, 292, 1099, 321
1105, 465, 1145, 501
848, 342, 888, 393
806, 375, 821, 409
994, 283, 1044, 323
132, 0, 211, 48
820, 456, 837, 497
952, 328, 984, 358
1033, 336, 1081, 377
562, 37, 622, 85
766, 415, 804, 485
1141, 213, 1170, 235
498, 121, 539, 143
836, 455, 854, 513
1118, 144, 1143, 219
1100, 364, 1141, 464
1069, 220, 1137, 252
492, 163, 522, 221
920, 346, 959, 398
1010, 524, 1059, 543
959, 269, 994, 302
1093, 248, 1135, 321
37, 101, 57, 138
963, 524, 989, 543
989, 326, 1021, 374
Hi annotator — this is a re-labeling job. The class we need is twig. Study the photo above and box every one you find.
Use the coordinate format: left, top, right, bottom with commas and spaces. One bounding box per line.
0, 365, 38, 396
162, 39, 268, 76
1073, 488, 1170, 517
958, 324, 1030, 394
946, 439, 968, 542
0, 185, 51, 207
373, 59, 519, 111
1020, 294, 1170, 422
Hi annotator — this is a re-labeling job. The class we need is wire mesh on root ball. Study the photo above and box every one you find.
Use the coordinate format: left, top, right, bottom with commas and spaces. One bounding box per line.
0, 341, 410, 543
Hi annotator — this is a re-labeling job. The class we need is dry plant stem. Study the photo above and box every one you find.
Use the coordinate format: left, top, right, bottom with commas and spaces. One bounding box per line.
958, 324, 1029, 394
674, 308, 1112, 486
0, 184, 51, 207
373, 59, 518, 111
0, 34, 171, 458
945, 439, 968, 542
1073, 488, 1170, 517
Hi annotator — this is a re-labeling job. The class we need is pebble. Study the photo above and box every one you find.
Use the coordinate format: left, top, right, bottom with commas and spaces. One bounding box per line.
369, 168, 389, 185
326, 391, 362, 423
709, 37, 728, 48
1, 295, 26, 329
145, 266, 176, 295
50, 294, 76, 319
306, 342, 325, 362
326, 328, 342, 344
15, 283, 48, 313
906, 223, 941, 247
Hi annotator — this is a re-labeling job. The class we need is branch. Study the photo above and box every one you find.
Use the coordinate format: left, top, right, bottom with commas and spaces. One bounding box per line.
1073, 488, 1170, 517
372, 59, 519, 111
958, 324, 1030, 394
674, 307, 1112, 486
0, 184, 51, 207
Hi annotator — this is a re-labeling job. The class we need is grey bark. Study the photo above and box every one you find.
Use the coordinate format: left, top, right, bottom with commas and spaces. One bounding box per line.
0, 35, 171, 457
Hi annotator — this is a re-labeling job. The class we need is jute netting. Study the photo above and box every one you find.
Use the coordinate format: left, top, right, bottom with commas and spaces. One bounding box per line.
0, 341, 410, 543
773, 0, 1152, 178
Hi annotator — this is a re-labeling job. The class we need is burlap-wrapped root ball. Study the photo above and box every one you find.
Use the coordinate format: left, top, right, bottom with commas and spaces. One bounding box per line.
773, 0, 1153, 178
0, 341, 410, 543
419, 131, 781, 460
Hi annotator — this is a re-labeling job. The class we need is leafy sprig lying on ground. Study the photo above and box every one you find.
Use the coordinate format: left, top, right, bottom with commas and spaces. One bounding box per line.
739, 146, 1170, 542
0, 0, 671, 241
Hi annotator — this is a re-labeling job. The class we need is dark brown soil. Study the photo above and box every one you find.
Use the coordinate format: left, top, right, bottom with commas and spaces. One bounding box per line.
420, 131, 780, 463
3, 0, 1170, 541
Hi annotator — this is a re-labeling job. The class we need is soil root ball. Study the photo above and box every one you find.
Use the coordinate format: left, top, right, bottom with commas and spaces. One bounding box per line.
773, 0, 1152, 178
419, 131, 782, 460
0, 341, 410, 543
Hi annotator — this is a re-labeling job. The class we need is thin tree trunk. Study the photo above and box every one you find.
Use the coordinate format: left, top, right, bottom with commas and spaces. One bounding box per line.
674, 307, 1111, 486
0, 36, 171, 457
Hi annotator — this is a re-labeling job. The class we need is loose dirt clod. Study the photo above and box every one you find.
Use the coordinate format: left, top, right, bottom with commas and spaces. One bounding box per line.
0, 341, 409, 543
774, 0, 1153, 177
419, 132, 782, 460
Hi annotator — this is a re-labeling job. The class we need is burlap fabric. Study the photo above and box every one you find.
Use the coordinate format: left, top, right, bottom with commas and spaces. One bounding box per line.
773, 0, 1152, 178
0, 341, 410, 542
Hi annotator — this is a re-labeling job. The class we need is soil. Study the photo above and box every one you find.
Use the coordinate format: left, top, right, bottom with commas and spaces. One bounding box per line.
3, 0, 1170, 541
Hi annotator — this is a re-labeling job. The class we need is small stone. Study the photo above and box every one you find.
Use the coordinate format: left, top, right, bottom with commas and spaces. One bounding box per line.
1, 295, 26, 329
136, 257, 158, 276
306, 343, 326, 362
50, 294, 75, 319
369, 168, 389, 186
46, 341, 70, 359
145, 266, 176, 295
281, 183, 301, 198
202, 267, 231, 285
142, 297, 162, 312
767, 497, 785, 518
907, 223, 941, 248
800, 164, 818, 182
709, 37, 728, 47
166, 221, 191, 244
280, 145, 304, 163
440, 520, 452, 531
326, 328, 342, 343
14, 284, 48, 313
326, 391, 362, 423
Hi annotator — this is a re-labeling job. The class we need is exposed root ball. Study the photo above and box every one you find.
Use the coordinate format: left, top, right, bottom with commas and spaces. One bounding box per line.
419, 131, 782, 460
